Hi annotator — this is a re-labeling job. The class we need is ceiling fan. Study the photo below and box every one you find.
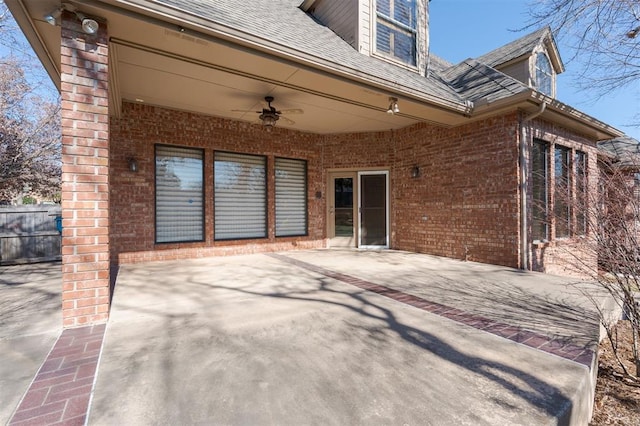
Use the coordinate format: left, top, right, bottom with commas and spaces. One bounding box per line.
233, 96, 303, 128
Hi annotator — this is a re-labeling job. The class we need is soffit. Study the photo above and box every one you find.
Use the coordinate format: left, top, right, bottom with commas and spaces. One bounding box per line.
9, 0, 473, 134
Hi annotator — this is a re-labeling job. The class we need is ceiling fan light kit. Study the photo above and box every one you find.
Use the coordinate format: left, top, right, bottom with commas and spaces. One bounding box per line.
259, 96, 280, 128
232, 96, 302, 129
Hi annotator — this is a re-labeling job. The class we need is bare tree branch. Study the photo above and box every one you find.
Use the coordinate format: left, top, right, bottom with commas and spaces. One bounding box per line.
0, 2, 60, 203
525, 0, 640, 99
547, 157, 640, 381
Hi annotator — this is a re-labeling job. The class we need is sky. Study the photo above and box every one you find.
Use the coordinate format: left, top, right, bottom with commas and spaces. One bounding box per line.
429, 0, 640, 140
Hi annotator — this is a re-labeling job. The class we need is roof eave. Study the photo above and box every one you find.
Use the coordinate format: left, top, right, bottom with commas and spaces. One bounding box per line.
472, 90, 623, 140
5, 0, 61, 91
542, 33, 565, 74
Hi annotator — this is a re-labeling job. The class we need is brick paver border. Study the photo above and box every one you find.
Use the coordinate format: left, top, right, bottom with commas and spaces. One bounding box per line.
269, 253, 595, 367
9, 324, 106, 426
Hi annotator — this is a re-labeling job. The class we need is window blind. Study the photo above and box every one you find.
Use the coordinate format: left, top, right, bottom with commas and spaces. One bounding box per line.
275, 158, 307, 237
155, 145, 204, 243
214, 152, 267, 240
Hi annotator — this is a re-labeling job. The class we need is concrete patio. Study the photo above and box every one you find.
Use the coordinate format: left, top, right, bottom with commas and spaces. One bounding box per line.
2, 250, 613, 425
0, 262, 62, 425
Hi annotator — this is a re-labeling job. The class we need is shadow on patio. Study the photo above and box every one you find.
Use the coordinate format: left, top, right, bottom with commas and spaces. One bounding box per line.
89, 250, 599, 425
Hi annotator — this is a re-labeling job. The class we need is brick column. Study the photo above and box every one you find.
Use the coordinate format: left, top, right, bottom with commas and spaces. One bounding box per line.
60, 12, 110, 328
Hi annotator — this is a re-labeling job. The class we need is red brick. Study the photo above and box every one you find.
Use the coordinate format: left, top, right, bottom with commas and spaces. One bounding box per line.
61, 13, 110, 328
61, 394, 91, 421
13, 388, 49, 410
10, 406, 64, 425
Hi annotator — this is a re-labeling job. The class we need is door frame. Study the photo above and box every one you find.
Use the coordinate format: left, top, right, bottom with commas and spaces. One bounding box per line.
326, 169, 390, 249
327, 171, 358, 247
358, 171, 390, 249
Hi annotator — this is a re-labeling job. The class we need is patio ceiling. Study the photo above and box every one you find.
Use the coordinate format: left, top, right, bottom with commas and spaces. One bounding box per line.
10, 0, 474, 134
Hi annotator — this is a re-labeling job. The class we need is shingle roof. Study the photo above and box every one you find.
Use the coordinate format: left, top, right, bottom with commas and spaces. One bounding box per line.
440, 59, 528, 103
598, 136, 640, 168
428, 54, 453, 73
475, 27, 551, 69
155, 0, 466, 107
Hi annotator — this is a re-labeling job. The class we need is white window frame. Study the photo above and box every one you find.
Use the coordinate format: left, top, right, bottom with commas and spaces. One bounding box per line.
373, 0, 418, 67
534, 52, 554, 97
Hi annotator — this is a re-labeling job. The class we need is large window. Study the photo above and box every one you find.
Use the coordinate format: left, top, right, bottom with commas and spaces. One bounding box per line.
532, 140, 549, 241
275, 158, 307, 237
214, 152, 267, 240
155, 145, 204, 243
554, 146, 571, 238
375, 0, 417, 66
532, 141, 589, 241
535, 52, 553, 97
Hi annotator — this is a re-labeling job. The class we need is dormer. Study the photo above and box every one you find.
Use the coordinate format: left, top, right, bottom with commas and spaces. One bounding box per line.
301, 0, 430, 75
475, 27, 564, 98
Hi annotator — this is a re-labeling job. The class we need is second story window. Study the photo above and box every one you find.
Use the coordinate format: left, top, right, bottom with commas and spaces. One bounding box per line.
375, 0, 417, 66
535, 52, 553, 96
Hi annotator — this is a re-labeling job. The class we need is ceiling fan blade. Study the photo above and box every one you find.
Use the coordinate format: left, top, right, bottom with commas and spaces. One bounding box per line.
279, 108, 304, 115
279, 116, 296, 125
231, 109, 260, 113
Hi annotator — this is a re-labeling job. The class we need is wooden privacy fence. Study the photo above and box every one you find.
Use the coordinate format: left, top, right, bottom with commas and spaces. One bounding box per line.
0, 205, 62, 265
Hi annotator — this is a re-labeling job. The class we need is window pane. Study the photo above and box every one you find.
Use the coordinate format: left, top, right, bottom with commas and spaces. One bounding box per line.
375, 0, 417, 65
155, 145, 204, 243
214, 152, 266, 240
394, 30, 416, 64
575, 151, 587, 235
554, 146, 571, 238
275, 158, 307, 237
535, 53, 553, 96
377, 0, 390, 16
360, 174, 387, 246
376, 22, 391, 54
532, 140, 548, 240
334, 178, 354, 237
394, 0, 415, 28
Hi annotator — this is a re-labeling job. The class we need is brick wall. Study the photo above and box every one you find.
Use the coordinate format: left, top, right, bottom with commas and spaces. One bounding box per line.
319, 117, 521, 268
109, 102, 325, 263
60, 13, 110, 327
392, 115, 521, 267
109, 102, 600, 277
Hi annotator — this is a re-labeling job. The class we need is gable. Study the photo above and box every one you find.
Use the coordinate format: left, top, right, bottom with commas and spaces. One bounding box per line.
474, 27, 563, 98
476, 27, 564, 74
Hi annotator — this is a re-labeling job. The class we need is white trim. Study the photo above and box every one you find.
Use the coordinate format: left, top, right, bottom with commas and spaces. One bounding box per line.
370, 0, 420, 70
358, 170, 390, 249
